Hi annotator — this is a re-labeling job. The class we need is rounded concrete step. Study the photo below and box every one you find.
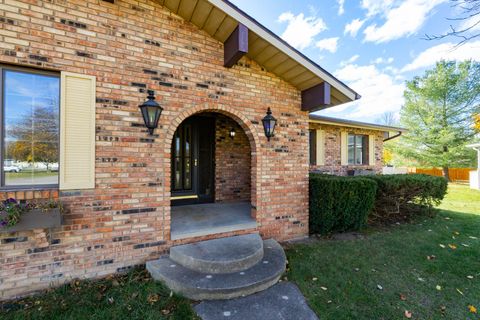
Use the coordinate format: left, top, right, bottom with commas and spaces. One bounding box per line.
146, 239, 286, 300
169, 233, 264, 274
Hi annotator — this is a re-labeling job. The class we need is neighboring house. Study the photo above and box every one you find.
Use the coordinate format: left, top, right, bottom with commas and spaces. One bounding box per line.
309, 115, 406, 175
0, 0, 401, 299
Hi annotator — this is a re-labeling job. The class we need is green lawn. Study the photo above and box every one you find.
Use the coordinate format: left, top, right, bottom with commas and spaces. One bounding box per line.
0, 268, 198, 320
286, 184, 480, 319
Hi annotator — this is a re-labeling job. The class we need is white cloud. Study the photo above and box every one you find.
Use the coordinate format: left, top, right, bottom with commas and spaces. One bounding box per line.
344, 18, 365, 37
340, 54, 360, 66
337, 0, 345, 15
316, 37, 339, 53
278, 12, 327, 50
371, 57, 394, 64
402, 41, 480, 72
361, 0, 395, 17
363, 0, 447, 43
320, 63, 405, 121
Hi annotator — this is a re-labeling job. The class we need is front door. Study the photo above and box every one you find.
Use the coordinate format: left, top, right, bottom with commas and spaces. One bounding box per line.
171, 116, 215, 205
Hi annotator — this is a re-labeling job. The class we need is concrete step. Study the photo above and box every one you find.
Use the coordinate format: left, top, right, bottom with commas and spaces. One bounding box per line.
169, 233, 264, 274
146, 239, 286, 300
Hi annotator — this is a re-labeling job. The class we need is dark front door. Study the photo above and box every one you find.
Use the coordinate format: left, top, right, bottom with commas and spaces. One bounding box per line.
171, 116, 215, 205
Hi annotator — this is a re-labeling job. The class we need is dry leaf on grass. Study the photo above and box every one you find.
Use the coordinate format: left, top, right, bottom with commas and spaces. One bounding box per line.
468, 305, 477, 313
448, 244, 457, 250
404, 310, 412, 318
399, 293, 407, 301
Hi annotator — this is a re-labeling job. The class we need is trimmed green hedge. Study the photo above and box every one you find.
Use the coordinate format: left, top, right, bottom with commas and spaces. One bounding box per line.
309, 173, 448, 234
309, 174, 377, 234
364, 174, 448, 223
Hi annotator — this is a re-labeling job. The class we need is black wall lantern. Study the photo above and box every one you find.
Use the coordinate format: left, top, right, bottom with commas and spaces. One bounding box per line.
262, 108, 277, 141
139, 90, 163, 135
229, 128, 236, 139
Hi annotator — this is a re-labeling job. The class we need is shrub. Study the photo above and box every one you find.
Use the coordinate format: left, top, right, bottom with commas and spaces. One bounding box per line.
364, 174, 448, 224
309, 174, 377, 234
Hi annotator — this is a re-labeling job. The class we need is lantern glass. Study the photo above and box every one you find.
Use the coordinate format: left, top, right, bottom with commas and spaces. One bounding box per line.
229, 128, 236, 139
139, 91, 163, 135
262, 108, 277, 141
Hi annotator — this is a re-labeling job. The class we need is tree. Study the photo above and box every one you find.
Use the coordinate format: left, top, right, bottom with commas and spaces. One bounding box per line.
425, 0, 480, 46
397, 60, 480, 181
376, 111, 398, 126
7, 104, 59, 170
475, 113, 480, 131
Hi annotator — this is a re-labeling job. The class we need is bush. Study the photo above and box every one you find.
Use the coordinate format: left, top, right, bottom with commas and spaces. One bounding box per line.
309, 174, 377, 234
364, 174, 448, 224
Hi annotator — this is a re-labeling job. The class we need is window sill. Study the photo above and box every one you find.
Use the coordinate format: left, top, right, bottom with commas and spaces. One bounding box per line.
0, 185, 59, 192
0, 208, 62, 233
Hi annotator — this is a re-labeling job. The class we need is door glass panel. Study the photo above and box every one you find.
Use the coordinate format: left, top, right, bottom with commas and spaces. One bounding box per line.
174, 157, 181, 190
184, 158, 191, 189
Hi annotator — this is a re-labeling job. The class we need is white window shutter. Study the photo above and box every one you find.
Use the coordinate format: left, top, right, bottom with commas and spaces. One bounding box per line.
316, 129, 325, 165
340, 131, 348, 165
60, 72, 96, 190
369, 134, 376, 166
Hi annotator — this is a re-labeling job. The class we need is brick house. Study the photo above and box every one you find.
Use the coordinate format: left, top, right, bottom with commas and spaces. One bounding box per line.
0, 0, 404, 299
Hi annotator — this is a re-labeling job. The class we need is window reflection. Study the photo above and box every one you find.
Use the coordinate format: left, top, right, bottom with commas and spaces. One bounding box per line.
3, 70, 60, 186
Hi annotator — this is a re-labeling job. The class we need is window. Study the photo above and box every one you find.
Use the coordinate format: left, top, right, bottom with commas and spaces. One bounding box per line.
309, 129, 316, 165
348, 134, 368, 165
1, 66, 60, 187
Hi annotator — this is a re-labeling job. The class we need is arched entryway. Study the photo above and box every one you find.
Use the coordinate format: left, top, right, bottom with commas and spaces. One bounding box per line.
165, 107, 259, 240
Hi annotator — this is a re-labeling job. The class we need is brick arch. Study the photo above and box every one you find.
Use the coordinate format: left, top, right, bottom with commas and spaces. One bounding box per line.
164, 104, 260, 210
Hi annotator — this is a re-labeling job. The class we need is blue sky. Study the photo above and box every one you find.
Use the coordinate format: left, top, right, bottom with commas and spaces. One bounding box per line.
229, 0, 480, 123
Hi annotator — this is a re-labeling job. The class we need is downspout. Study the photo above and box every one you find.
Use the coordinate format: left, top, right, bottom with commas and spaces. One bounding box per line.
383, 131, 402, 142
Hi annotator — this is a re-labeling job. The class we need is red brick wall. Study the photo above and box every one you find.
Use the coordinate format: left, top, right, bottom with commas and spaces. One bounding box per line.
0, 0, 309, 299
215, 115, 251, 202
309, 123, 384, 175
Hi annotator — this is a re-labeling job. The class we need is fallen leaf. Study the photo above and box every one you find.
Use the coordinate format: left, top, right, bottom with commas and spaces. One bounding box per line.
468, 305, 477, 314
467, 275, 474, 279
469, 236, 478, 239
399, 293, 407, 301
456, 288, 464, 295
448, 244, 457, 250
436, 285, 442, 291
404, 310, 412, 318
107, 297, 114, 304
440, 305, 446, 314
418, 277, 425, 282
147, 294, 159, 304
312, 277, 318, 281
427, 255, 436, 260
461, 243, 470, 247
327, 300, 332, 304
377, 284, 383, 290
454, 231, 460, 235
439, 244, 446, 248
320, 286, 328, 291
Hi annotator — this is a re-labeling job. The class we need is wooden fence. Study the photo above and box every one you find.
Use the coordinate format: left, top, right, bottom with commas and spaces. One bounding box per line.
408, 167, 474, 182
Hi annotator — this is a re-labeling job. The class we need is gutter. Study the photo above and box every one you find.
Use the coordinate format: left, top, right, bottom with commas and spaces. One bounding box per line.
383, 131, 402, 142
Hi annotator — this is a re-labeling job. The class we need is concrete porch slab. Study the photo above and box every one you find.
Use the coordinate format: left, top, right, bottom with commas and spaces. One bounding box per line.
171, 202, 257, 240
194, 282, 319, 320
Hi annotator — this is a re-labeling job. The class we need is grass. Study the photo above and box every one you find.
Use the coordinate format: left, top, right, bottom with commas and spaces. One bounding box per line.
0, 268, 199, 320
286, 184, 480, 319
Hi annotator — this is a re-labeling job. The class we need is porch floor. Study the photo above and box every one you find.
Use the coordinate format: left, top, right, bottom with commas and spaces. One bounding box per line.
171, 202, 256, 240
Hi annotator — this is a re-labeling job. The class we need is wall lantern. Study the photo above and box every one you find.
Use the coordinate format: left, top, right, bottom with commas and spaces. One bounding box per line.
262, 108, 277, 141
229, 128, 236, 139
139, 90, 163, 135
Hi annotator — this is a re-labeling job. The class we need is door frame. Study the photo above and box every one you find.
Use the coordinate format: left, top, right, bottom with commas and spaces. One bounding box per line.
171, 116, 215, 206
